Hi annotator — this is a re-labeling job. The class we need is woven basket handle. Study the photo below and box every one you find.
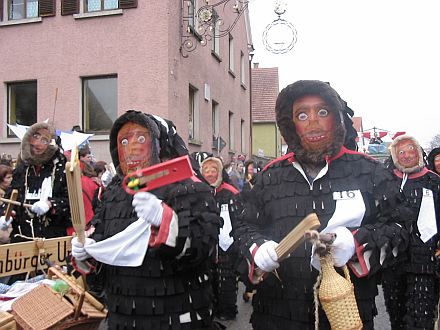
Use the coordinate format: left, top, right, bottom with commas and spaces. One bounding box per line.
342, 265, 352, 283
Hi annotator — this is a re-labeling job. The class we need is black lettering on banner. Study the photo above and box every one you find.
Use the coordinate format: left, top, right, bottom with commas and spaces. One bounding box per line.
346, 191, 355, 198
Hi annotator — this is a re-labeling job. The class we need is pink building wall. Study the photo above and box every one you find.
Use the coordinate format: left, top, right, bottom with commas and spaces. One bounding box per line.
0, 1, 251, 164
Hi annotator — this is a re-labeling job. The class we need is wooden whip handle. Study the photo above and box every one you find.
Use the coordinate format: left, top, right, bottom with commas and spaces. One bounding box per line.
4, 189, 18, 220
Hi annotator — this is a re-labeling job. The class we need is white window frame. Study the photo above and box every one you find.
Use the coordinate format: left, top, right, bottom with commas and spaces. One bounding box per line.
189, 84, 200, 141
211, 10, 220, 56
74, 0, 122, 19
229, 111, 234, 150
1, 0, 42, 25
240, 51, 246, 86
212, 100, 219, 138
240, 119, 245, 153
228, 34, 234, 73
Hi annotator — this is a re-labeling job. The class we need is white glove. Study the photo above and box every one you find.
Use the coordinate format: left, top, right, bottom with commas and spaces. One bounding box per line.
71, 237, 96, 261
330, 226, 356, 267
0, 216, 12, 231
254, 240, 280, 272
132, 192, 163, 227
31, 200, 50, 216
101, 170, 113, 188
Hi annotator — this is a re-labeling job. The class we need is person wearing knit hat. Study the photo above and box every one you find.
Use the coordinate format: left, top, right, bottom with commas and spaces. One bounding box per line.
381, 135, 440, 330
200, 156, 243, 321
427, 147, 440, 175
232, 80, 412, 329
3, 122, 71, 243
71, 110, 221, 329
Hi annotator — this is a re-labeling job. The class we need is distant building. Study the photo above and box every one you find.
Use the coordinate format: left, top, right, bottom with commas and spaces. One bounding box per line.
251, 64, 281, 160
0, 1, 253, 163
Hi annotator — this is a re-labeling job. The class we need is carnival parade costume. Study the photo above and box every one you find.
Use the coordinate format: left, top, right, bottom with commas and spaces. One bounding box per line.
10, 122, 70, 242
382, 135, 440, 330
232, 80, 412, 330
199, 155, 242, 321
82, 111, 221, 330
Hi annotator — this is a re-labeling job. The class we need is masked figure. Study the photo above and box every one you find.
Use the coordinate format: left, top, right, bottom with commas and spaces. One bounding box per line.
232, 80, 412, 329
198, 155, 242, 321
72, 110, 220, 330
382, 135, 440, 330
427, 147, 440, 175
6, 122, 70, 242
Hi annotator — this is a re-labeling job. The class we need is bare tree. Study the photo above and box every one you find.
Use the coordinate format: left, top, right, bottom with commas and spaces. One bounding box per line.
427, 133, 440, 152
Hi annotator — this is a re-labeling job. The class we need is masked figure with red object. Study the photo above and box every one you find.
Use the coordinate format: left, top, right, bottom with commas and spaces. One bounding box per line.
71, 110, 220, 330
381, 135, 440, 330
232, 80, 412, 329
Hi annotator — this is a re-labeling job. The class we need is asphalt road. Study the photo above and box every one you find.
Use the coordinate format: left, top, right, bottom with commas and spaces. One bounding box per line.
100, 283, 392, 329
218, 283, 391, 330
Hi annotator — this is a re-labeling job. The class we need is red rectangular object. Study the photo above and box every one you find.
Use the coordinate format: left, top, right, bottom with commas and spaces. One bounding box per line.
123, 155, 194, 194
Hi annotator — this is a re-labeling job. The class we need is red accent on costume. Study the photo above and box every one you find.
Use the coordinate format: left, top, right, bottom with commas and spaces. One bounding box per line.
348, 229, 370, 278
217, 182, 239, 195
263, 152, 295, 171
149, 203, 175, 248
393, 167, 429, 179
248, 245, 259, 283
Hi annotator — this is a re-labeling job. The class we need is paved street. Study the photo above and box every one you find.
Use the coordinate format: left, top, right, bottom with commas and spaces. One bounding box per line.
218, 283, 391, 330
100, 283, 391, 329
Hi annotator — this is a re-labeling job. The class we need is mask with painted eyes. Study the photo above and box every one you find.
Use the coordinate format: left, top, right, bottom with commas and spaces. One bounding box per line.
395, 139, 419, 169
292, 95, 336, 155
117, 122, 155, 175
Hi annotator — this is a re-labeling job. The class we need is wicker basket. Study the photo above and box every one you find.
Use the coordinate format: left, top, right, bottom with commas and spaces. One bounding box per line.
11, 267, 106, 330
0, 310, 17, 330
318, 255, 362, 330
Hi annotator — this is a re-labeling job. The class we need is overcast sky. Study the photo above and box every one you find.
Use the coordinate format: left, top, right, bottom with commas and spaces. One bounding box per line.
248, 0, 440, 148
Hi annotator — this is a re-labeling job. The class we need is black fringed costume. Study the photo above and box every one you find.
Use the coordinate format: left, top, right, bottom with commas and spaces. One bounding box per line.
89, 111, 221, 330
10, 123, 70, 242
381, 136, 440, 330
194, 153, 242, 320
232, 149, 411, 330
232, 80, 412, 330
211, 182, 242, 320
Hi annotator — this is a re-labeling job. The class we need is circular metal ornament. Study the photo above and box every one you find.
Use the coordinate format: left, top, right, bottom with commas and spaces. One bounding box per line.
262, 18, 297, 54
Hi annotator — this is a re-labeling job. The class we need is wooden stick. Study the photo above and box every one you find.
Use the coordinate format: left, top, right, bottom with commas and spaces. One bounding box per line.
0, 197, 32, 208
4, 189, 18, 219
275, 213, 321, 261
48, 267, 106, 312
65, 147, 86, 244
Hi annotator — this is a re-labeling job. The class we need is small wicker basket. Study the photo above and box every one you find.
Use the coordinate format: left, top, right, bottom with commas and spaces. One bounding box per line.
0, 310, 17, 330
318, 255, 362, 330
11, 267, 106, 330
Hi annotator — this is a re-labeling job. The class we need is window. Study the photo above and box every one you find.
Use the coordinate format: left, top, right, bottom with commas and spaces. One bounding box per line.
7, 81, 37, 137
8, 0, 38, 19
61, 0, 137, 16
240, 51, 246, 85
86, 0, 118, 12
240, 119, 245, 152
228, 111, 234, 150
212, 100, 219, 138
1, 0, 55, 23
82, 75, 117, 134
189, 85, 199, 141
228, 34, 234, 73
188, 0, 196, 29
211, 11, 220, 56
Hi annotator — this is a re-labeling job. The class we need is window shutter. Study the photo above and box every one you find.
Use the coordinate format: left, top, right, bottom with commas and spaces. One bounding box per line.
61, 0, 79, 15
0, 0, 3, 22
119, 0, 138, 9
39, 0, 56, 17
